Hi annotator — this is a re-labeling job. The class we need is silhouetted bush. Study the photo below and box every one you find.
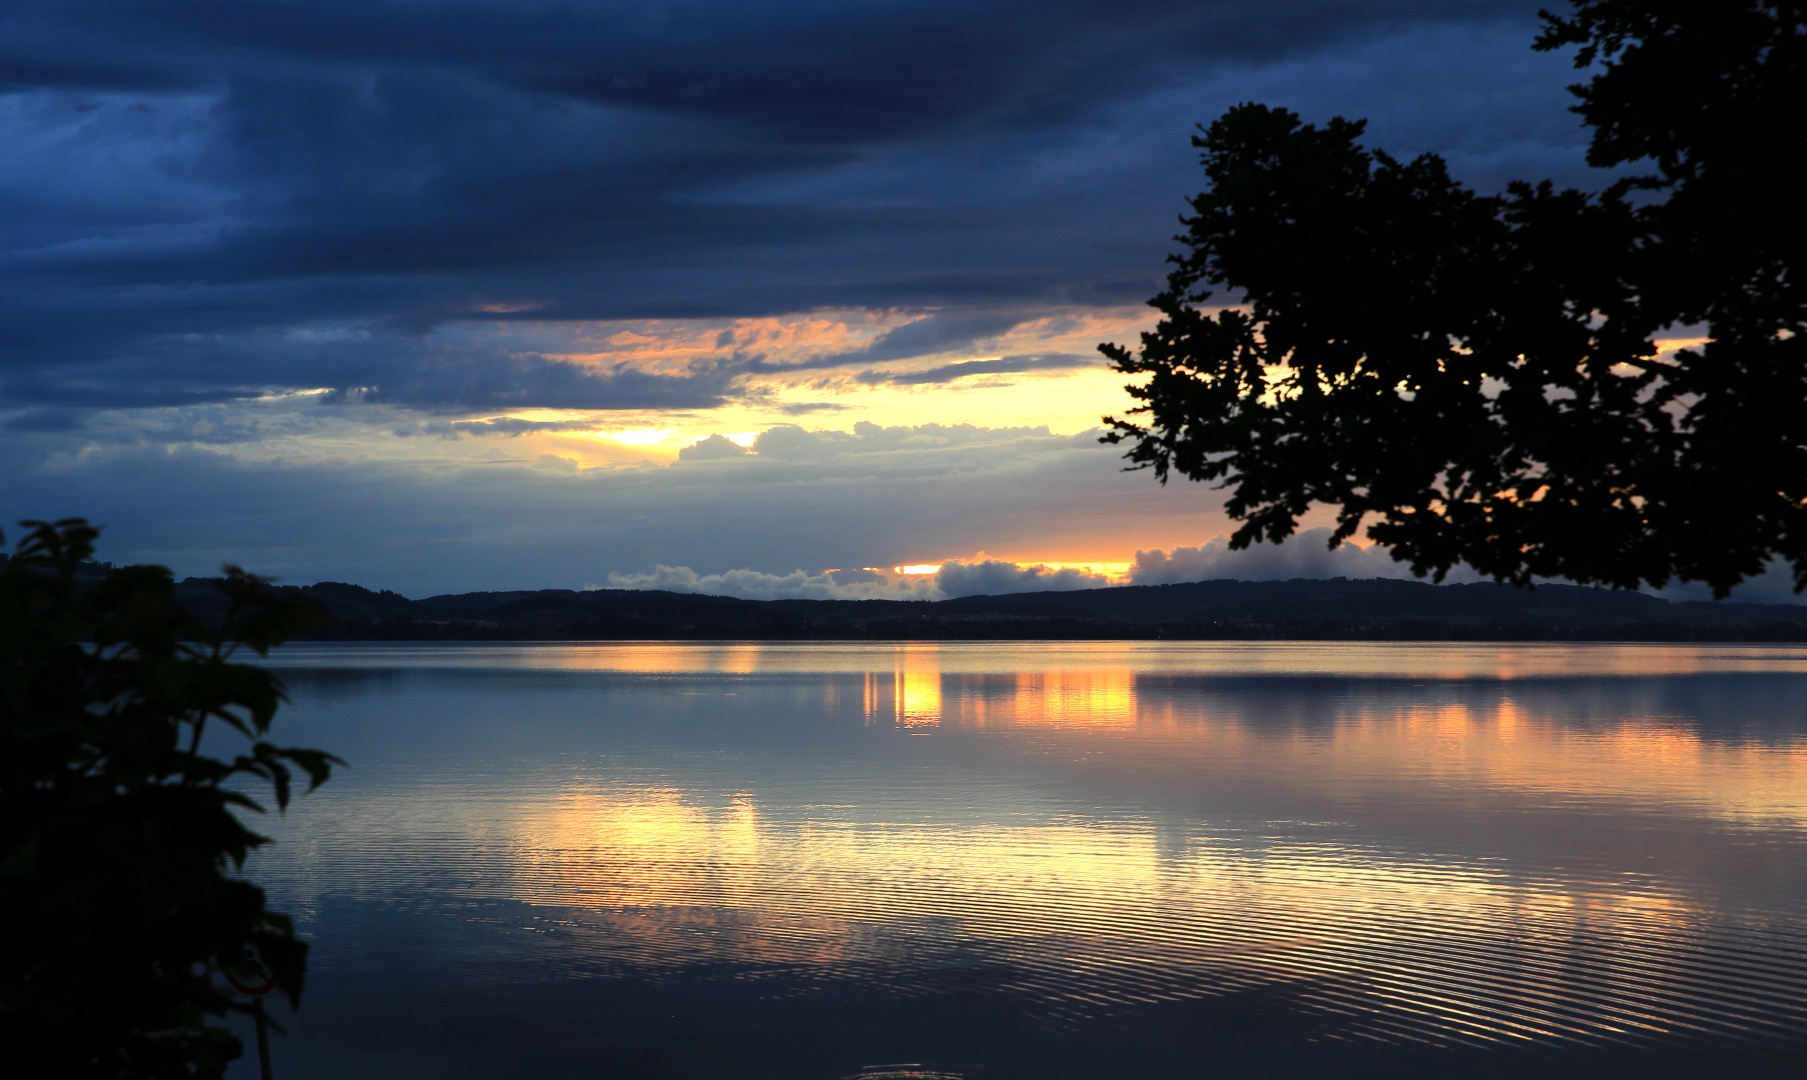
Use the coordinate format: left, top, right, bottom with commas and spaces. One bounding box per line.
0, 519, 338, 1078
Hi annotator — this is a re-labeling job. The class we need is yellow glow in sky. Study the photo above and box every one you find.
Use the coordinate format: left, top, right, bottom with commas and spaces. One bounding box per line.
460, 306, 1157, 464
597, 427, 675, 446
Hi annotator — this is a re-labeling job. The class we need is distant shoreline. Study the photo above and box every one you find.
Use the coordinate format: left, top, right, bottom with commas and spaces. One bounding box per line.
179, 572, 1807, 644
22, 553, 1804, 642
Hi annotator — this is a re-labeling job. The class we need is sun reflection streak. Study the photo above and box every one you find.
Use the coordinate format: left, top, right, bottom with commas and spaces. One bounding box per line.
496, 766, 1800, 1047
262, 641, 1807, 1055
272, 640, 1807, 679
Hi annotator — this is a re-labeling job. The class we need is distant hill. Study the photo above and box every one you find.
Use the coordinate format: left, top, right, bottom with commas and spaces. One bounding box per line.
15, 550, 1804, 639
155, 572, 1807, 641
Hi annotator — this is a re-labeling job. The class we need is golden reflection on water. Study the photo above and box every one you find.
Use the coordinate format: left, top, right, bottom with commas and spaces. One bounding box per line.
444, 646, 1807, 1045
503, 776, 1776, 1045
932, 670, 1138, 729
863, 645, 945, 727
267, 642, 1807, 1052
820, 652, 1807, 829
1336, 701, 1807, 826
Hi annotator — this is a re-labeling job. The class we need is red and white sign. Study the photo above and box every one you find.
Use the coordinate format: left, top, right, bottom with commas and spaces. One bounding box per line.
226, 948, 276, 997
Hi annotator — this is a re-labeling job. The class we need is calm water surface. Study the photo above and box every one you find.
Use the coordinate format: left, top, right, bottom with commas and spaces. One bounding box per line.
232, 642, 1807, 1079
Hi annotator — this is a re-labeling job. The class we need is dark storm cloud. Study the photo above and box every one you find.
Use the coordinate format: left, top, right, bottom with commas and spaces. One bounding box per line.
0, 55, 195, 92
832, 312, 1029, 365
0, 0, 1557, 411
733, 311, 1033, 378
0, 321, 736, 413
1, 407, 92, 433
13, 2, 1530, 135
337, 352, 737, 411
439, 417, 612, 437
857, 352, 1097, 386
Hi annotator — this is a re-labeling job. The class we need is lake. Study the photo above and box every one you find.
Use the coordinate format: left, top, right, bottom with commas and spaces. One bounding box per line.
230, 642, 1807, 1079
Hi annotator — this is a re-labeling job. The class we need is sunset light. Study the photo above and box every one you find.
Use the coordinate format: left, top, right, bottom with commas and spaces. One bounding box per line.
599, 427, 676, 446
7, 3, 1803, 1078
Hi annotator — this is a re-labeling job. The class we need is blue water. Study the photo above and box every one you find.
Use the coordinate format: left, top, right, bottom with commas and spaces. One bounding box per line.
229, 642, 1807, 1079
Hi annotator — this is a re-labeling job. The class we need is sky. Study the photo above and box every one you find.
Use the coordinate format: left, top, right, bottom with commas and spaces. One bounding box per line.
2, 1, 1780, 602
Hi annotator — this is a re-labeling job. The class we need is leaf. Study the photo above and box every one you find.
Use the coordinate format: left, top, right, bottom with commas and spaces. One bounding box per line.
1, 517, 340, 1075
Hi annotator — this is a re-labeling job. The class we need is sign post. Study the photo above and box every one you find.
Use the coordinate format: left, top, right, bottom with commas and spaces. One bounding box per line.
226, 948, 278, 1080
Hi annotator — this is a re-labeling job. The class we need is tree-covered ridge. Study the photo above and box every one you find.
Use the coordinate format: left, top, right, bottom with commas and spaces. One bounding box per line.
157, 573, 1807, 642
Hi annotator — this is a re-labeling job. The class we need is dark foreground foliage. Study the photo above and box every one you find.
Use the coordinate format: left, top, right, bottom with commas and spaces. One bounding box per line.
0, 519, 337, 1078
1104, 1, 1807, 598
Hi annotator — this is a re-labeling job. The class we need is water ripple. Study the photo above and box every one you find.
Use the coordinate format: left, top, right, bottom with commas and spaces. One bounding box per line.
249, 643, 1807, 1075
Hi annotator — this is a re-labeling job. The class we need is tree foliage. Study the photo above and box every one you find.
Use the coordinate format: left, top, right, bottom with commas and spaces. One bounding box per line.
1103, 0, 1806, 597
0, 519, 338, 1078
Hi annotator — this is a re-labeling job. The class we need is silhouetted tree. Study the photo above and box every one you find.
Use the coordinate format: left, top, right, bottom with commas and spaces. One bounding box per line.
1102, 1, 1806, 597
0, 519, 337, 1078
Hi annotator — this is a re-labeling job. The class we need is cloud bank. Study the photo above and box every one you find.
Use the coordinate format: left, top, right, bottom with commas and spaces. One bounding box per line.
602, 565, 942, 602
604, 528, 1807, 607
606, 557, 1114, 602
0, 419, 1233, 596
1128, 528, 1477, 585
601, 532, 1449, 604
937, 560, 1113, 597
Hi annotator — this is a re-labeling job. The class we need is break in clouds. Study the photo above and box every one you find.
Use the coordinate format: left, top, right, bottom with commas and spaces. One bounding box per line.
8, 407, 1800, 602
605, 559, 1119, 603
0, 410, 1495, 600
0, 417, 1221, 593
613, 530, 1807, 604
609, 527, 1471, 603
